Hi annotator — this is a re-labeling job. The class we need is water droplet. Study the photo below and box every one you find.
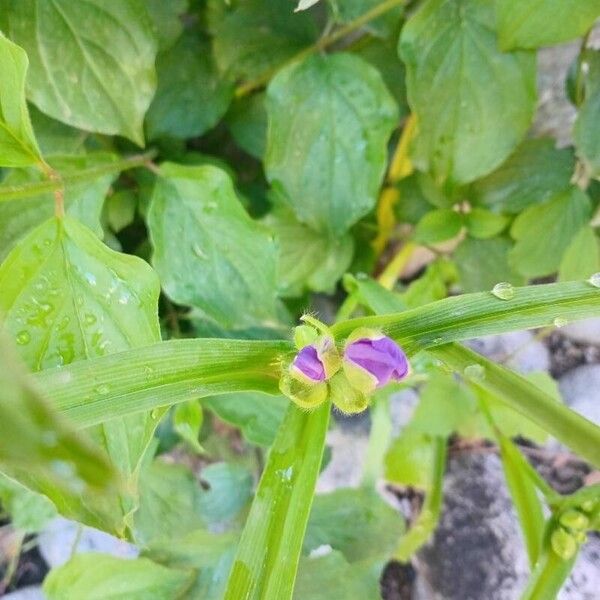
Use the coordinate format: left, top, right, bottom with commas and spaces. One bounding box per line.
491, 282, 514, 300
464, 364, 485, 381
84, 272, 97, 286
16, 330, 30, 345
553, 317, 568, 328
587, 273, 600, 288
151, 409, 160, 420
118, 292, 131, 305
94, 384, 110, 395
192, 243, 207, 260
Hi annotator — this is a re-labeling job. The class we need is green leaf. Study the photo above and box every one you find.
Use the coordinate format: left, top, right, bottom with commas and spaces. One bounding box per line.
331, 0, 404, 39
413, 208, 462, 243
148, 163, 278, 329
470, 138, 575, 214
559, 225, 600, 282
0, 472, 56, 532
145, 0, 188, 51
35, 338, 291, 428
211, 0, 318, 81
43, 553, 194, 600
574, 49, 600, 177
0, 32, 42, 167
203, 392, 288, 447
265, 53, 398, 236
226, 93, 267, 160
173, 400, 204, 453
264, 207, 354, 297
4, 0, 157, 145
29, 105, 87, 155
509, 187, 591, 278
498, 436, 545, 567
429, 343, 600, 469
0, 332, 120, 532
455, 237, 525, 293
143, 529, 238, 600
496, 0, 600, 50
304, 488, 404, 562
399, 0, 536, 185
223, 402, 330, 600
385, 430, 437, 490
146, 32, 233, 141
464, 208, 508, 239
0, 153, 119, 261
105, 190, 138, 233
0, 215, 161, 533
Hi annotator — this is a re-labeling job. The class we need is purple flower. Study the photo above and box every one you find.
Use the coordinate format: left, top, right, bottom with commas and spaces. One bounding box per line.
344, 336, 409, 388
291, 345, 326, 382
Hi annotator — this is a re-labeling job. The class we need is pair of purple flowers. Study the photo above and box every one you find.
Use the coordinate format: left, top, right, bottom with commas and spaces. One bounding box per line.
281, 324, 410, 413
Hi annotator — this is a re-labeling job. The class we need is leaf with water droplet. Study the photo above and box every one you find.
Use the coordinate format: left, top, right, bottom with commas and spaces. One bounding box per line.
491, 281, 515, 300
148, 163, 278, 329
0, 215, 161, 534
588, 272, 600, 288
553, 317, 568, 328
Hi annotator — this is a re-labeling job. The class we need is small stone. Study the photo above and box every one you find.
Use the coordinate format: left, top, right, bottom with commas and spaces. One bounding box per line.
559, 365, 600, 426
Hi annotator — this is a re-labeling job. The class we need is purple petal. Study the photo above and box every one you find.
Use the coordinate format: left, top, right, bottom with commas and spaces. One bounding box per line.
345, 337, 409, 387
292, 345, 326, 381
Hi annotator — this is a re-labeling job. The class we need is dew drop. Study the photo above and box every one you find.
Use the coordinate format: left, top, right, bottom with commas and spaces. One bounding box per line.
94, 384, 110, 395
464, 364, 485, 381
491, 282, 514, 300
553, 317, 568, 328
151, 408, 160, 420
587, 272, 600, 288
84, 272, 97, 286
16, 330, 31, 345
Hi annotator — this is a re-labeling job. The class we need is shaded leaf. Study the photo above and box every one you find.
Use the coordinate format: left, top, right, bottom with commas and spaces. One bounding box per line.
4, 0, 157, 145
29, 105, 87, 155
0, 32, 42, 167
509, 187, 591, 278
226, 93, 267, 159
145, 0, 188, 51
331, 0, 404, 39
148, 163, 278, 329
464, 208, 508, 239
173, 400, 204, 453
146, 32, 233, 141
559, 225, 600, 282
399, 0, 536, 184
265, 53, 398, 236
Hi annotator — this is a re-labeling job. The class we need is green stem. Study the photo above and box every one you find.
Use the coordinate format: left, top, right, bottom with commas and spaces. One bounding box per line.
235, 0, 406, 97
361, 394, 393, 487
0, 150, 157, 203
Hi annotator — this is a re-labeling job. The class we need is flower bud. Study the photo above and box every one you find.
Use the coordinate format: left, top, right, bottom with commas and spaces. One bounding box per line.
551, 527, 578, 560
329, 372, 369, 415
343, 328, 409, 393
293, 324, 319, 349
279, 373, 328, 410
290, 336, 341, 384
559, 509, 588, 532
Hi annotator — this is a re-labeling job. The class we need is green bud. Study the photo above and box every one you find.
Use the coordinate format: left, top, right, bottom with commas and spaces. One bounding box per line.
559, 509, 589, 532
293, 325, 319, 350
575, 531, 587, 545
581, 500, 596, 514
329, 372, 369, 415
316, 336, 342, 379
279, 373, 328, 410
551, 527, 578, 560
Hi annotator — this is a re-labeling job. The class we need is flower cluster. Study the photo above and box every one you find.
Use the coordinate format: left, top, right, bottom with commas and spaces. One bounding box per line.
279, 319, 409, 414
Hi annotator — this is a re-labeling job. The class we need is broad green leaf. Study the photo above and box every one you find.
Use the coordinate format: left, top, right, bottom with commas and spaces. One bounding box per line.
265, 53, 398, 236
226, 93, 267, 160
0, 332, 119, 532
143, 529, 238, 600
43, 553, 194, 600
573, 50, 600, 177
399, 0, 536, 184
0, 472, 56, 532
509, 187, 591, 278
145, 0, 188, 51
455, 237, 525, 293
203, 392, 288, 447
35, 338, 291, 428
330, 0, 404, 39
146, 32, 233, 141
470, 138, 575, 214
304, 488, 404, 561
173, 400, 204, 453
105, 190, 138, 234
0, 32, 42, 167
559, 225, 600, 282
211, 0, 318, 81
464, 208, 508, 239
413, 208, 462, 243
0, 153, 118, 261
430, 343, 600, 469
294, 552, 381, 600
0, 215, 161, 533
496, 0, 600, 50
223, 402, 330, 600
401, 257, 457, 310
343, 273, 408, 315
29, 105, 87, 155
4, 0, 157, 145
264, 207, 354, 297
148, 163, 278, 329
385, 430, 440, 490
498, 436, 545, 566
